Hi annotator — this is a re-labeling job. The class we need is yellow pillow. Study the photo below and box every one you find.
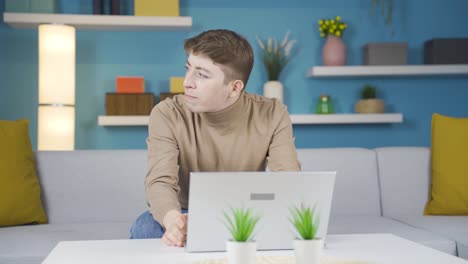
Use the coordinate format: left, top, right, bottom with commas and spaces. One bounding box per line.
424, 113, 468, 215
0, 119, 48, 226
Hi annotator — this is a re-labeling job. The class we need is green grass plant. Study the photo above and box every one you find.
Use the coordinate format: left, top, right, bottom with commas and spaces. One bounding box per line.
223, 207, 260, 242
289, 203, 320, 240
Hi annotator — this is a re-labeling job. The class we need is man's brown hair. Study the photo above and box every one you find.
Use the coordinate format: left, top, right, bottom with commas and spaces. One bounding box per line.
184, 29, 254, 86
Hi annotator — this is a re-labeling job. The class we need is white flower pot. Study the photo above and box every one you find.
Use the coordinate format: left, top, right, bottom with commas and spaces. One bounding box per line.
294, 238, 323, 264
263, 80, 283, 103
226, 240, 256, 264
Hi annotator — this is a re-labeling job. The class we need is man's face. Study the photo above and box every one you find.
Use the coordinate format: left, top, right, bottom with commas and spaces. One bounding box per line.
183, 53, 234, 113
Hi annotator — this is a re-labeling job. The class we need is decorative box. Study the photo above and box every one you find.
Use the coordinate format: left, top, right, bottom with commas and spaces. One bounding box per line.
424, 38, 468, 64
170, 77, 185, 93
5, 0, 57, 13
134, 0, 179, 16
363, 42, 408, 65
106, 93, 154, 115
116, 76, 145, 94
30, 0, 57, 13
5, 0, 29, 12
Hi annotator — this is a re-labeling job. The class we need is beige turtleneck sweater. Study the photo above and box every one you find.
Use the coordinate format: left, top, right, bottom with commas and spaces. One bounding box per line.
144, 92, 301, 225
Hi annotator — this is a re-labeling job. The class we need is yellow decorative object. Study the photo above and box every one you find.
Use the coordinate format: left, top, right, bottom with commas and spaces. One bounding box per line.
170, 77, 185, 93
317, 16, 348, 38
0, 119, 48, 227
134, 0, 179, 17
424, 113, 468, 215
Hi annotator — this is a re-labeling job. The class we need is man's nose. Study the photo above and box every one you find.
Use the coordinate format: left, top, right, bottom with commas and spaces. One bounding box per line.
183, 72, 194, 89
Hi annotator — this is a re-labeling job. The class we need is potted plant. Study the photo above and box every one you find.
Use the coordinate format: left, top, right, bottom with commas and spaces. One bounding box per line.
223, 207, 260, 264
318, 16, 348, 66
355, 84, 385, 113
290, 203, 322, 264
256, 31, 296, 103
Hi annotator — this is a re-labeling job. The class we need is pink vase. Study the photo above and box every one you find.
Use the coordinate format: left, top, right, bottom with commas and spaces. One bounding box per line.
322, 35, 346, 66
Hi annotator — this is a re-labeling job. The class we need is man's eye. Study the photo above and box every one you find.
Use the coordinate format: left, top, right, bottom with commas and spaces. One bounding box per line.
197, 72, 208, 78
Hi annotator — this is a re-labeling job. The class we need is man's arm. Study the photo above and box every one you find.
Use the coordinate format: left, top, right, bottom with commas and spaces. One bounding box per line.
267, 105, 301, 171
145, 104, 181, 226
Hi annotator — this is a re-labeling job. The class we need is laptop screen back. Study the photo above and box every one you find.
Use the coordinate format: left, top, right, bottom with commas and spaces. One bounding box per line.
185, 171, 336, 252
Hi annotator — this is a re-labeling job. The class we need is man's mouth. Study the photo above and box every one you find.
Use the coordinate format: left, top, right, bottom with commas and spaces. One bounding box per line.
184, 94, 197, 100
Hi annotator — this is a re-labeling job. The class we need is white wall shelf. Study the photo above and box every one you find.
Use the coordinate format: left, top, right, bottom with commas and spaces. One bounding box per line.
98, 115, 150, 126
3, 12, 192, 30
289, 113, 403, 124
306, 65, 468, 78
98, 113, 403, 126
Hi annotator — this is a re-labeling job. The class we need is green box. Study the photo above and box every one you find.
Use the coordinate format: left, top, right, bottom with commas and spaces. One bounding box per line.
5, 0, 57, 13
30, 0, 57, 13
5, 0, 30, 12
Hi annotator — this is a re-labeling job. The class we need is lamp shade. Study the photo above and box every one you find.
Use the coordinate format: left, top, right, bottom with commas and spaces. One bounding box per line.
38, 105, 75, 150
38, 24, 76, 105
38, 24, 76, 151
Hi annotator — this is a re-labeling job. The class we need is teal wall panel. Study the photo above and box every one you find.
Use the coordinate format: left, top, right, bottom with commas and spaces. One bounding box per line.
1, 0, 467, 149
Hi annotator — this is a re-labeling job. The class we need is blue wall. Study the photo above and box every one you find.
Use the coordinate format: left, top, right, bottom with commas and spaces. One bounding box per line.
1, 0, 467, 150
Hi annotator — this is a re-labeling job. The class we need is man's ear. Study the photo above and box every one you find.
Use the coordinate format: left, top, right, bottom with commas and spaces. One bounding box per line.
229, 80, 244, 97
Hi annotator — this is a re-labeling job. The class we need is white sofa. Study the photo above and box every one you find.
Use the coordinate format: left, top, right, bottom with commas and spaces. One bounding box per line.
0, 147, 466, 263
376, 148, 468, 259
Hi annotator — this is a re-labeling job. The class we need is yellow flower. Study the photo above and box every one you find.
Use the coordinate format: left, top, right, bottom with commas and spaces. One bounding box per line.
317, 16, 347, 38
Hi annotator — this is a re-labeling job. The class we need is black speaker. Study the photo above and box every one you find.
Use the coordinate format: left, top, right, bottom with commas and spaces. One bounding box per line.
424, 38, 468, 64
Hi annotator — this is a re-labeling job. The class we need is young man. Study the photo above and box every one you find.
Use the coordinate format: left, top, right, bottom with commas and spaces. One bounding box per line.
130, 29, 301, 246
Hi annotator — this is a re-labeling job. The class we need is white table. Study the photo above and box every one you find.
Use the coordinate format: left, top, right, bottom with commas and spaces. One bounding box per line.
42, 233, 467, 264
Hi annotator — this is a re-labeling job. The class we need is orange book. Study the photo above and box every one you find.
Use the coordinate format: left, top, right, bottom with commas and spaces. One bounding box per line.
116, 76, 145, 93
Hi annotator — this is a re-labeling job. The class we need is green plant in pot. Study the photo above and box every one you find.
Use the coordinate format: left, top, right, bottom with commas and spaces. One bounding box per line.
355, 84, 385, 113
290, 203, 323, 264
256, 31, 296, 103
223, 207, 260, 264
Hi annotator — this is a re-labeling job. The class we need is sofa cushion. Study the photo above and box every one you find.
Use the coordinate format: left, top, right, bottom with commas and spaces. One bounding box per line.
390, 215, 468, 259
0, 119, 47, 227
0, 222, 132, 264
297, 148, 381, 217
375, 147, 431, 218
36, 150, 148, 224
425, 113, 468, 215
328, 215, 457, 256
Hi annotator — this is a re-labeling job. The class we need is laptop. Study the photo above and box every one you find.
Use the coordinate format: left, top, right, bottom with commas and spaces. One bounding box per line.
185, 171, 336, 252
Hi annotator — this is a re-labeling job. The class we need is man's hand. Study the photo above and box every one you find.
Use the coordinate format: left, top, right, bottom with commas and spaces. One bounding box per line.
162, 212, 188, 247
